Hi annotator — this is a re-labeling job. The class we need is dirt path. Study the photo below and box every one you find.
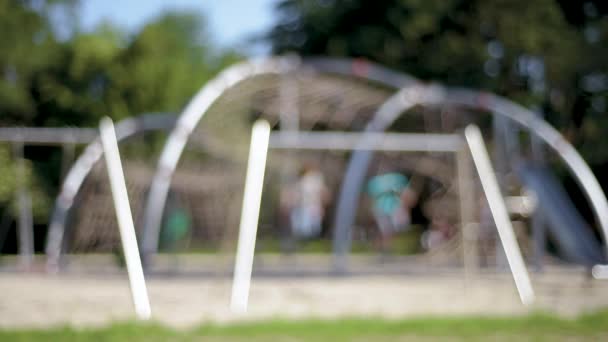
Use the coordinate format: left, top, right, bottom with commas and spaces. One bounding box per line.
1, 268, 607, 329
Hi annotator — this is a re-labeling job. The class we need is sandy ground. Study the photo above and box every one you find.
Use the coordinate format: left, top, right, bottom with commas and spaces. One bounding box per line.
1, 261, 607, 329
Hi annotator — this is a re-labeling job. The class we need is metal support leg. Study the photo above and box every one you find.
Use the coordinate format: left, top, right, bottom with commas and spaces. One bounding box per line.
100, 117, 151, 320
530, 109, 546, 271
465, 125, 534, 305
457, 146, 478, 281
13, 142, 34, 269
278, 72, 299, 251
531, 210, 546, 271
492, 117, 510, 271
231, 120, 271, 314
60, 143, 75, 181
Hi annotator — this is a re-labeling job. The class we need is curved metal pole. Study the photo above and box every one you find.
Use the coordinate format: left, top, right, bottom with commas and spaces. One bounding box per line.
449, 89, 608, 246
141, 56, 418, 262
331, 86, 432, 266
45, 113, 177, 270
333, 85, 608, 267
140, 57, 300, 262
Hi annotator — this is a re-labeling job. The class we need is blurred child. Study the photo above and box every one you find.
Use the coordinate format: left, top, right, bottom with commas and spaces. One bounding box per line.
367, 171, 417, 252
421, 213, 455, 250
289, 162, 330, 239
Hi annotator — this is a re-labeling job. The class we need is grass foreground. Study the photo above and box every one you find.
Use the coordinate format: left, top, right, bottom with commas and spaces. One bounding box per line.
2, 310, 608, 341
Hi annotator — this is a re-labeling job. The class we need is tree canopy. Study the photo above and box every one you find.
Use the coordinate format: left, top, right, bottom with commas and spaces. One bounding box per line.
0, 0, 242, 222
0, 0, 240, 127
268, 0, 608, 165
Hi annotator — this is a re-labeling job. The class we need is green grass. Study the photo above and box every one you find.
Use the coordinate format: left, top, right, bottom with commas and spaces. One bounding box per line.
251, 227, 424, 255
183, 225, 425, 255
2, 310, 608, 341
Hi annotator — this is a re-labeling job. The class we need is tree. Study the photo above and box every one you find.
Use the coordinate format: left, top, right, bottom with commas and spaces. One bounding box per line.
268, 0, 608, 165
0, 2, 243, 229
0, 0, 76, 125
30, 10, 241, 126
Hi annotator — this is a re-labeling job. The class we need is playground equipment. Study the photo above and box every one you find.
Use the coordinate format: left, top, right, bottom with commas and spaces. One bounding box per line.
0, 114, 178, 269
140, 56, 419, 264
518, 164, 604, 265
463, 125, 534, 305
0, 126, 98, 268
0, 55, 602, 317
230, 121, 534, 312
99, 117, 151, 320
138, 56, 608, 274
231, 120, 271, 314
45, 113, 177, 270
0, 119, 154, 319
333, 85, 608, 270
78, 58, 608, 312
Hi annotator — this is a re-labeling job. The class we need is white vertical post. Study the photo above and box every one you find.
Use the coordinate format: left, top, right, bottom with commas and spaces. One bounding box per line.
231, 120, 271, 314
457, 147, 478, 282
464, 125, 535, 305
99, 117, 151, 320
14, 142, 34, 269
17, 189, 33, 269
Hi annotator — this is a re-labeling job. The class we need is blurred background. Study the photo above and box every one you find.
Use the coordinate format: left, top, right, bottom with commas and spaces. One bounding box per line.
1, 0, 607, 257
1, 0, 608, 330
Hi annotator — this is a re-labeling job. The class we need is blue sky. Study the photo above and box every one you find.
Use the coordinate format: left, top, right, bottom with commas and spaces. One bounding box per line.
79, 0, 279, 55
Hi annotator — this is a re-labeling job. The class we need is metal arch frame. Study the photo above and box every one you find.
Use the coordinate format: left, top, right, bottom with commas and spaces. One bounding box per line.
139, 53, 607, 270
140, 56, 419, 260
45, 113, 177, 270
0, 127, 97, 145
332, 84, 608, 267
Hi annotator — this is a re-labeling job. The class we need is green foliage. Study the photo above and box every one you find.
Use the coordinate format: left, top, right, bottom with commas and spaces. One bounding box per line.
1, 1, 242, 127
29, 11, 241, 126
1, 310, 608, 341
268, 0, 608, 167
0, 1, 243, 229
0, 147, 17, 202
0, 145, 50, 221
0, 0, 64, 123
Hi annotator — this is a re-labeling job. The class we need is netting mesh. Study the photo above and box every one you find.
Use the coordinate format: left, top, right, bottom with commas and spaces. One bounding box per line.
62, 66, 535, 271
